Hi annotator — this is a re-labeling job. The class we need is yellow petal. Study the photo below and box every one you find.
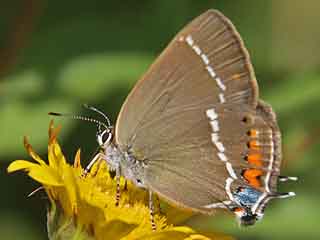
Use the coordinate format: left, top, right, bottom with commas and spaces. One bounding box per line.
28, 165, 63, 186
165, 226, 195, 234
62, 164, 79, 214
8, 160, 63, 186
135, 226, 199, 240
48, 141, 66, 169
184, 234, 212, 240
96, 220, 138, 240
7, 160, 39, 173
73, 149, 82, 169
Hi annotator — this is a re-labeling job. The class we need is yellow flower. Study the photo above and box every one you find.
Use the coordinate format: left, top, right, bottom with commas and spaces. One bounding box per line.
8, 121, 233, 240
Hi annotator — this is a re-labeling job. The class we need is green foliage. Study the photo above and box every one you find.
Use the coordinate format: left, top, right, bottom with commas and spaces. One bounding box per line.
0, 53, 151, 156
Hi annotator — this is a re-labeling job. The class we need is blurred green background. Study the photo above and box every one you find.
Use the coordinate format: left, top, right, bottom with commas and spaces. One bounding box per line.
1, 0, 319, 239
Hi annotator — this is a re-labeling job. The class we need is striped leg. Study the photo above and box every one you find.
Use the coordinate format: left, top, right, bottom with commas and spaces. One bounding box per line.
81, 153, 103, 177
149, 190, 156, 231
115, 166, 121, 206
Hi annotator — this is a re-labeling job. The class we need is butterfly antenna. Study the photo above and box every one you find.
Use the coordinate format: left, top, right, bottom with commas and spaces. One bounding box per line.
83, 104, 112, 127
48, 112, 109, 130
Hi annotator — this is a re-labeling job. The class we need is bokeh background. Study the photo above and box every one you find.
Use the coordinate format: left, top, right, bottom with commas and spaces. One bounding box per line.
1, 0, 319, 239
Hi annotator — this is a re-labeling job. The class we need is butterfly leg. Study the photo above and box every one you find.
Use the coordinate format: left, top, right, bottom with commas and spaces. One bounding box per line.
81, 153, 103, 177
149, 190, 157, 231
115, 166, 121, 206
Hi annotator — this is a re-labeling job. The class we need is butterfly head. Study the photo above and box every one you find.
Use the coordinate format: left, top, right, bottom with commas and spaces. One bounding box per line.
96, 125, 113, 148
49, 104, 114, 149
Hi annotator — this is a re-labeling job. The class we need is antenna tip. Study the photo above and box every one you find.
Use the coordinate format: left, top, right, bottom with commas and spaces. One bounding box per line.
48, 112, 62, 116
288, 192, 296, 197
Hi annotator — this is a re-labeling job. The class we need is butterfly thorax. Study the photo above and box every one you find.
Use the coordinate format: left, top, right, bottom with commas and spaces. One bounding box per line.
102, 143, 121, 172
104, 143, 147, 188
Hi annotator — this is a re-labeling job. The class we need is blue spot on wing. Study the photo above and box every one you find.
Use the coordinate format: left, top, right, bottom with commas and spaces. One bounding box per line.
234, 187, 262, 208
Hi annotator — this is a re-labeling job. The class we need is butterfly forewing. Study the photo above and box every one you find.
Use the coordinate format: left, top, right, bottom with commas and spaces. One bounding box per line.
115, 10, 263, 212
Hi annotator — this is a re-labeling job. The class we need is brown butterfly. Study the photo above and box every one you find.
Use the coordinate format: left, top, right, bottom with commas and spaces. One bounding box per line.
79, 10, 296, 228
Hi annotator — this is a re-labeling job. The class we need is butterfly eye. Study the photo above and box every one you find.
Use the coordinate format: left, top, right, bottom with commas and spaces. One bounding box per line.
97, 129, 112, 147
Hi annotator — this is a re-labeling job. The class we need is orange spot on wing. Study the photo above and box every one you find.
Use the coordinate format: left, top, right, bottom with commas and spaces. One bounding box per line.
234, 207, 244, 213
247, 153, 263, 167
243, 169, 263, 188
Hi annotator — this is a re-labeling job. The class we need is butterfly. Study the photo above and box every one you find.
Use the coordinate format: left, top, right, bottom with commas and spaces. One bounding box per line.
76, 10, 296, 227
